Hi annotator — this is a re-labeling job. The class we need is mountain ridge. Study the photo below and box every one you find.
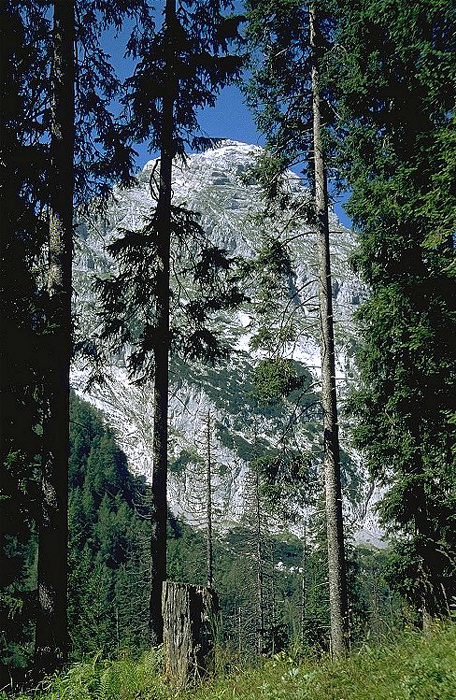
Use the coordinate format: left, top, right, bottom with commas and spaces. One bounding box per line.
72, 140, 384, 548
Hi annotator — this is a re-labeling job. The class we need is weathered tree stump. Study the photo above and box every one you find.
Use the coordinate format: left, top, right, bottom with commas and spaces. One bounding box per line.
162, 581, 219, 686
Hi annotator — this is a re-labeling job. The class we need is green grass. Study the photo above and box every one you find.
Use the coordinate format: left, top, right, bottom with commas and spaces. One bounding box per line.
4, 622, 456, 700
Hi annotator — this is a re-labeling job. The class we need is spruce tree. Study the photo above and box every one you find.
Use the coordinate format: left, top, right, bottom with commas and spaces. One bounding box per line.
0, 1, 49, 682
97, 0, 242, 644
1, 0, 153, 676
145, 0, 175, 648
68, 393, 150, 659
244, 0, 349, 652
309, 2, 347, 654
334, 0, 456, 623
35, 0, 75, 673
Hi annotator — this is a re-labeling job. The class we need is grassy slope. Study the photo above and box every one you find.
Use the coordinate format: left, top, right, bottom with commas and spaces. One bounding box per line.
6, 622, 456, 700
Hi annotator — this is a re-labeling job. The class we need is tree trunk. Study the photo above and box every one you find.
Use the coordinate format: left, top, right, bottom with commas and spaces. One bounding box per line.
301, 523, 307, 641
309, 2, 348, 656
206, 411, 214, 587
255, 464, 265, 655
149, 0, 176, 646
162, 581, 218, 686
270, 541, 277, 655
34, 0, 74, 676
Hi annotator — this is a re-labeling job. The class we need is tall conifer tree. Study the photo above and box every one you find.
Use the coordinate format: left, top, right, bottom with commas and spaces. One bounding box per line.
0, 0, 152, 675
309, 2, 348, 654
98, 0, 242, 644
147, 0, 175, 646
334, 0, 456, 623
1, 6, 49, 678
245, 0, 348, 652
35, 0, 75, 673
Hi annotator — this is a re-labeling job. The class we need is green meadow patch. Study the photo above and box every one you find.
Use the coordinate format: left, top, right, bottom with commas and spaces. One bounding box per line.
4, 622, 456, 700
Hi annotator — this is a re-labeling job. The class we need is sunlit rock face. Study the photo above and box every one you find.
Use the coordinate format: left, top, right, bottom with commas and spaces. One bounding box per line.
72, 140, 384, 549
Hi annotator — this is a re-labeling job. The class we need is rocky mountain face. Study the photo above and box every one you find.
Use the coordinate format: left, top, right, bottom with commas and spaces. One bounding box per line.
72, 140, 384, 548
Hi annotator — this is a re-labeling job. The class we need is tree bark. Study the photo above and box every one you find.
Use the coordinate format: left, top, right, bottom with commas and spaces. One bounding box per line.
301, 522, 307, 641
35, 0, 75, 675
149, 0, 176, 646
162, 581, 218, 687
270, 541, 277, 655
309, 2, 348, 656
255, 463, 265, 655
206, 411, 214, 587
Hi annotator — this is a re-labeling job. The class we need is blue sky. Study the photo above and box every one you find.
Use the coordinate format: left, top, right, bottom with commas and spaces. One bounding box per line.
131, 84, 264, 166
129, 81, 352, 229
105, 24, 352, 229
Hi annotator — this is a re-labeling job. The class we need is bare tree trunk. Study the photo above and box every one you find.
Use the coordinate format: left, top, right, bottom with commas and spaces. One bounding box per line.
35, 0, 74, 675
301, 522, 307, 641
309, 2, 348, 656
149, 0, 176, 646
270, 541, 276, 655
255, 464, 265, 655
206, 411, 214, 587
162, 582, 218, 686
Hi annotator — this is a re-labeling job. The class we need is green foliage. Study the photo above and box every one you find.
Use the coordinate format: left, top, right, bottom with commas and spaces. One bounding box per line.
11, 648, 165, 700
252, 359, 305, 405
166, 508, 401, 655
96, 203, 243, 378
169, 448, 202, 476
1, 0, 152, 679
94, 0, 244, 380
244, 0, 341, 190
335, 0, 456, 617
68, 393, 150, 660
124, 1, 243, 155
167, 516, 206, 586
244, 0, 314, 179
245, 231, 303, 358
1, 393, 151, 676
5, 622, 456, 700
249, 357, 320, 525
0, 5, 49, 679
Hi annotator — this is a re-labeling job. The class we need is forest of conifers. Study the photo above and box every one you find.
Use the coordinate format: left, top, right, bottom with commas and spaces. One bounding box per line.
1, 0, 455, 696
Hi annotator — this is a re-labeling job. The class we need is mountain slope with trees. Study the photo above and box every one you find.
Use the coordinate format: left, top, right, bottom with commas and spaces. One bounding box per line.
1, 0, 455, 690
72, 141, 375, 546
1, 394, 151, 679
